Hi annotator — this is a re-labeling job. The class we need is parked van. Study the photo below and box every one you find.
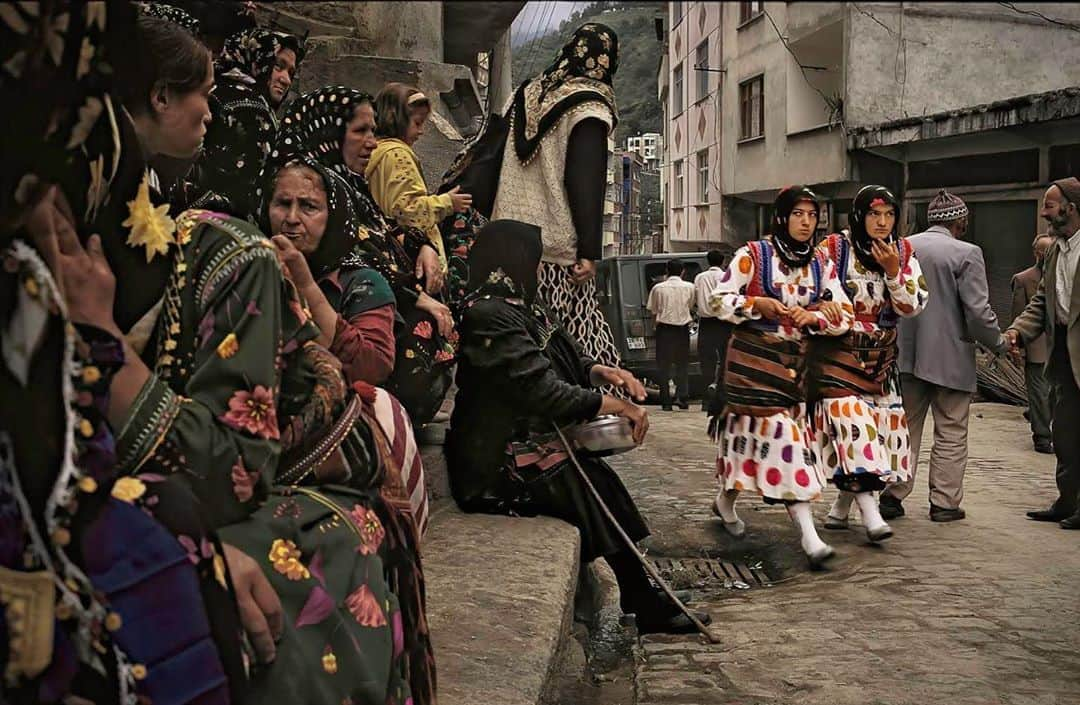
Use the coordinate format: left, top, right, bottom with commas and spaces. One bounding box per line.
595, 249, 734, 392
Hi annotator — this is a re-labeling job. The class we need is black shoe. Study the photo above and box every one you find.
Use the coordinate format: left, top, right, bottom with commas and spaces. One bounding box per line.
929, 504, 966, 522
879, 494, 905, 519
636, 609, 712, 634
676, 400, 690, 410
1060, 513, 1080, 530
1027, 507, 1071, 522
661, 405, 673, 411
1034, 441, 1054, 454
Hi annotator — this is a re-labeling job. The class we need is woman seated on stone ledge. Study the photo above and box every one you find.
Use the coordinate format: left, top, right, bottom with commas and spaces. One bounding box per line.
259, 151, 431, 536
446, 219, 711, 634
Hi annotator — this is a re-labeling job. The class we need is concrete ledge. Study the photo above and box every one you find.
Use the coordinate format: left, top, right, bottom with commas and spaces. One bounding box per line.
423, 505, 581, 705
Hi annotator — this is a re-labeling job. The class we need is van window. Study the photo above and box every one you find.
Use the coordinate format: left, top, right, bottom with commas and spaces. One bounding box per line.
644, 262, 669, 293
619, 261, 642, 308
645, 260, 704, 293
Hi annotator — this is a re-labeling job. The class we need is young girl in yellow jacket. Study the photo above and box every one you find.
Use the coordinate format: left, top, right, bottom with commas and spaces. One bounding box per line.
366, 82, 472, 282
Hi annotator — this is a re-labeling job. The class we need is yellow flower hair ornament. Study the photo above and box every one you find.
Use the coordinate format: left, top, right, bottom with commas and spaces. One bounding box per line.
122, 170, 176, 262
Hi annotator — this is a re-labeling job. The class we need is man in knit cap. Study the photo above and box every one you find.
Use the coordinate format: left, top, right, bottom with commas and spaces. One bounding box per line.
1008, 177, 1080, 529
882, 189, 1008, 522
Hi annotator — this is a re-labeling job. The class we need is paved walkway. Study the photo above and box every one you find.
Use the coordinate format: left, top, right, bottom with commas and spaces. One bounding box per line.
609, 403, 1080, 705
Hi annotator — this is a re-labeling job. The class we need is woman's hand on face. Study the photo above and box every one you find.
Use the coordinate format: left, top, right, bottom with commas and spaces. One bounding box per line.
589, 365, 647, 402
415, 244, 444, 294
27, 187, 119, 336
446, 186, 473, 214
272, 235, 316, 291
416, 291, 455, 338
222, 543, 284, 665
871, 239, 901, 278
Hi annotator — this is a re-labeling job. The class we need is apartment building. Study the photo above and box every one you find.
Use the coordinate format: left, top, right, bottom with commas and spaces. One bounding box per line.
661, 1, 1080, 321
626, 132, 663, 171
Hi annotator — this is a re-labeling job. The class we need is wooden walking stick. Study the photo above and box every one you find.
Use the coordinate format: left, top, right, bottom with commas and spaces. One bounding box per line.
552, 423, 721, 644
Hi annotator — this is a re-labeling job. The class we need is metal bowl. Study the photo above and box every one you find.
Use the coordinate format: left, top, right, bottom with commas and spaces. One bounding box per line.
566, 415, 638, 457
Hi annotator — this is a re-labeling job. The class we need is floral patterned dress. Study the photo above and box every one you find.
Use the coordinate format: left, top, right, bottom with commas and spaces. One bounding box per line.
708, 241, 852, 502
113, 208, 422, 705
809, 233, 928, 491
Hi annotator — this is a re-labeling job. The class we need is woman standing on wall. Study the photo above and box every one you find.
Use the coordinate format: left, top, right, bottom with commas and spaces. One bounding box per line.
491, 23, 626, 381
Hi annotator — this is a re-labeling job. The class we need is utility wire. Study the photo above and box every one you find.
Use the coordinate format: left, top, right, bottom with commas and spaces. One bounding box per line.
850, 2, 928, 45
514, 1, 546, 80
996, 2, 1080, 33
523, 1, 560, 80
762, 9, 845, 130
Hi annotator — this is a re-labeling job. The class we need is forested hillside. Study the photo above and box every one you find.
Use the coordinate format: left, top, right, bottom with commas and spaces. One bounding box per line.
511, 1, 664, 146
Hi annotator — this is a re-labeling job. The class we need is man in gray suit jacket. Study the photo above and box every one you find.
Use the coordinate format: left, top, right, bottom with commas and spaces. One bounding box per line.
1007, 177, 1080, 529
881, 190, 1007, 522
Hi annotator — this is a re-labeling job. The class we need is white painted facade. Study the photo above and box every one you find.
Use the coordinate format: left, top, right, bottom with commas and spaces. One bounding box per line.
659, 0, 1080, 264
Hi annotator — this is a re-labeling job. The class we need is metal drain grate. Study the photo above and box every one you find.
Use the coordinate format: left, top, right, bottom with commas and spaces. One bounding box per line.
647, 557, 771, 590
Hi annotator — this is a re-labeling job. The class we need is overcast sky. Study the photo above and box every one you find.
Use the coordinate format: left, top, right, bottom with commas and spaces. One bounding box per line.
510, 1, 584, 46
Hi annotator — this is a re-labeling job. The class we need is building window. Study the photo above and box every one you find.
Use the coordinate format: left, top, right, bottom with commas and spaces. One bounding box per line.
697, 150, 709, 203
674, 160, 684, 207
673, 1, 683, 26
695, 39, 709, 102
739, 75, 764, 140
739, 1, 764, 25
673, 63, 684, 115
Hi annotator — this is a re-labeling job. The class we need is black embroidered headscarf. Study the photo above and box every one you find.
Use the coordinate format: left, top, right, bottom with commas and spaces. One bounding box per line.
849, 184, 900, 274
259, 154, 362, 280
138, 2, 201, 35
466, 219, 544, 304
0, 0, 138, 238
217, 28, 306, 100
512, 23, 619, 163
267, 85, 391, 230
770, 185, 820, 268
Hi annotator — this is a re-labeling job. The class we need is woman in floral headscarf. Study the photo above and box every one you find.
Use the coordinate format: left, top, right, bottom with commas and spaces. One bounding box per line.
268, 86, 457, 426
184, 27, 306, 218
490, 23, 625, 386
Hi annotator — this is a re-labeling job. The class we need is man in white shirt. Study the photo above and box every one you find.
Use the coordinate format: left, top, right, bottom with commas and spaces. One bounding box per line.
647, 259, 697, 410
693, 250, 728, 392
1007, 177, 1080, 529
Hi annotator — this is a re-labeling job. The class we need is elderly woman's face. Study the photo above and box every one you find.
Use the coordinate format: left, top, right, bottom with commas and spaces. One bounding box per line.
268, 165, 328, 255
267, 48, 296, 107
342, 102, 377, 173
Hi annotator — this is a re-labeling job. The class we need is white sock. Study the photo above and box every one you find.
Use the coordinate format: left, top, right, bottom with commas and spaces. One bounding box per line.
788, 502, 829, 555
854, 491, 889, 532
715, 489, 740, 523
829, 491, 854, 520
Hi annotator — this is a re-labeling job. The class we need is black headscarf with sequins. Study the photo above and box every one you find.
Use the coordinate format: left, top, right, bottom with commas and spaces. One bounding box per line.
266, 85, 392, 230
138, 2, 201, 35
512, 22, 619, 163
259, 154, 362, 280
849, 184, 900, 274
769, 185, 820, 268
0, 0, 139, 238
217, 27, 306, 101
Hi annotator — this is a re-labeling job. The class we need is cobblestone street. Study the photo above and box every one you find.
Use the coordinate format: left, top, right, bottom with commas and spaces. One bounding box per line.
606, 403, 1080, 705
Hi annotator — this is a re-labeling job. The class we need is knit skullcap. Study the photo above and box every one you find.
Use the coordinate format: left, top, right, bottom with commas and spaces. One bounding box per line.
927, 189, 968, 223
1051, 177, 1080, 206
